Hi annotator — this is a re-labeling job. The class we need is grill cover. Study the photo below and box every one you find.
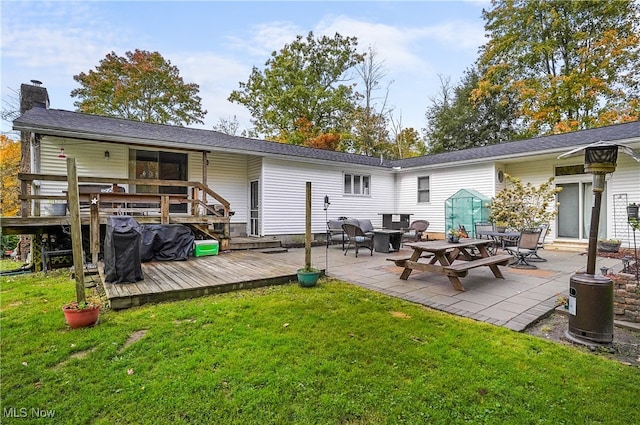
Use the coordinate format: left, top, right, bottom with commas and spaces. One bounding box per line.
104, 216, 143, 284
140, 224, 194, 262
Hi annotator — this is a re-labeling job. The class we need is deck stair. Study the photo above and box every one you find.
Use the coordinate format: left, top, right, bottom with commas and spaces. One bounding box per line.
257, 247, 289, 254
229, 237, 283, 251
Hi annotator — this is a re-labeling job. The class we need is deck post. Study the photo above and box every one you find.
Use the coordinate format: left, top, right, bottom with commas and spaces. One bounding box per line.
90, 199, 100, 264
20, 179, 29, 217
202, 152, 208, 186
161, 195, 169, 224
305, 182, 312, 270
66, 158, 86, 303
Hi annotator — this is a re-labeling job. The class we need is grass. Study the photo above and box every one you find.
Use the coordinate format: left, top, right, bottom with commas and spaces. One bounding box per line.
1, 270, 639, 424
0, 258, 26, 272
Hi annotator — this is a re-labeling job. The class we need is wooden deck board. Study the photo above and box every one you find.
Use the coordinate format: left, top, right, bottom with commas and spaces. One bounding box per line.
102, 251, 304, 309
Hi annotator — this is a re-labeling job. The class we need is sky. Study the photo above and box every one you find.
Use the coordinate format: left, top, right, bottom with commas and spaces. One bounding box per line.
1, 0, 489, 135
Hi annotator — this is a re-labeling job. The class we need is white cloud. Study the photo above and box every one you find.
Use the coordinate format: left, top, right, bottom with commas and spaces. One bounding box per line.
1, 2, 129, 75
227, 21, 302, 59
171, 53, 254, 128
315, 15, 485, 75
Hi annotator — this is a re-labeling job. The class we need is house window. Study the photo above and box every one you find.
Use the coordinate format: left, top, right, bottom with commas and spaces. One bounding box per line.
418, 176, 430, 202
129, 149, 188, 213
344, 173, 370, 196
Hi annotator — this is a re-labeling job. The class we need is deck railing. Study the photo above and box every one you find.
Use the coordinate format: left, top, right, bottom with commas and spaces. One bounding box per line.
18, 173, 231, 225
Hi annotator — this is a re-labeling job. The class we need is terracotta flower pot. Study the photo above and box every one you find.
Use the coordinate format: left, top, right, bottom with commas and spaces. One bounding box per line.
62, 303, 100, 329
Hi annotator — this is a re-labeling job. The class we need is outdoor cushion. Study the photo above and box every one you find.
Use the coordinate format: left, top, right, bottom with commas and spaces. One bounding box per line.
344, 218, 360, 227
327, 220, 344, 231
358, 219, 374, 233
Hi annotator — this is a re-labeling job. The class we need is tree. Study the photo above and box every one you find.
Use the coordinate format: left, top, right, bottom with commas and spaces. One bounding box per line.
351, 46, 394, 156
425, 70, 521, 153
489, 174, 562, 230
393, 127, 426, 159
474, 0, 640, 136
1, 86, 21, 133
228, 32, 364, 145
0, 135, 21, 216
71, 49, 206, 126
344, 105, 390, 156
213, 115, 241, 136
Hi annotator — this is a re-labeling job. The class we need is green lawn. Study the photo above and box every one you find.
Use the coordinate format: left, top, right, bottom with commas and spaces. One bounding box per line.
1, 270, 638, 424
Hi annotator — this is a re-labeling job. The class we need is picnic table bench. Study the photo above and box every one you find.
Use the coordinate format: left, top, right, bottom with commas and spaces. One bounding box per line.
396, 239, 512, 291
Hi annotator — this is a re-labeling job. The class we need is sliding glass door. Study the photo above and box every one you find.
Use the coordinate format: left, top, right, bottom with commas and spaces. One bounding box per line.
130, 150, 188, 213
556, 182, 607, 240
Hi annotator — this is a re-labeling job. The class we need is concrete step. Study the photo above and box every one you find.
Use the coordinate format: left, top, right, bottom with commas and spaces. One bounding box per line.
546, 240, 588, 253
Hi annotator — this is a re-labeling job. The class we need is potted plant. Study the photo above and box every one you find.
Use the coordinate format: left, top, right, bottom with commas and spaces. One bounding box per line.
597, 238, 621, 253
297, 266, 320, 287
62, 295, 100, 329
494, 221, 508, 233
447, 228, 462, 243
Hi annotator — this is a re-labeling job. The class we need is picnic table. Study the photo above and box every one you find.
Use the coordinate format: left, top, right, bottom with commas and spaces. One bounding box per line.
392, 239, 512, 291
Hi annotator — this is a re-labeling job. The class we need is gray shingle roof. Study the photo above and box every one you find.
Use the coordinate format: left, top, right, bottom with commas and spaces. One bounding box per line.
13, 106, 640, 170
13, 107, 389, 167
398, 120, 640, 168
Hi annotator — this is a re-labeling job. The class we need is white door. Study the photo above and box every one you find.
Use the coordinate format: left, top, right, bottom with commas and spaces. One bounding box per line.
249, 180, 259, 236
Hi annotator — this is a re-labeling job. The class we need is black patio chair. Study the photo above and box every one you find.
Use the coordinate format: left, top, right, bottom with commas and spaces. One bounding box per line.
401, 220, 430, 247
529, 223, 549, 262
475, 221, 497, 254
342, 223, 373, 257
506, 228, 542, 268
326, 219, 347, 249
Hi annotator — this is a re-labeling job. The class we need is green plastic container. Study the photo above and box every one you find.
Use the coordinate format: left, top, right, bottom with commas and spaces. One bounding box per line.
194, 240, 219, 257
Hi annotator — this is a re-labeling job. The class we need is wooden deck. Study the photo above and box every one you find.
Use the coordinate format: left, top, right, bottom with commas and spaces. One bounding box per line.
102, 250, 312, 310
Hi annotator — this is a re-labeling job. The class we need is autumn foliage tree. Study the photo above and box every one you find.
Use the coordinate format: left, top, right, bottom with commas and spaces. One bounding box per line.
474, 0, 640, 136
71, 49, 206, 126
0, 135, 21, 217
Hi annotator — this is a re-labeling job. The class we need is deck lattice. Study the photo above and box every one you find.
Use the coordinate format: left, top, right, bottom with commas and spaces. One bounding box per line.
101, 251, 303, 309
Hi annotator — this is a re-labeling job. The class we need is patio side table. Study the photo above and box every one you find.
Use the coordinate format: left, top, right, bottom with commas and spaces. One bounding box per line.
373, 229, 403, 253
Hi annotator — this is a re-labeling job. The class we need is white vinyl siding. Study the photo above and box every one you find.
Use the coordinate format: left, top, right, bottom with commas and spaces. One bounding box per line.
600, 154, 640, 248
260, 158, 394, 235
396, 163, 495, 234
38, 136, 129, 196
204, 153, 249, 224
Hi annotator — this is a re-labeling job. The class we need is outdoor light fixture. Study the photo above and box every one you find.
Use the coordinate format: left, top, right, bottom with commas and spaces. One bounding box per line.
583, 144, 619, 275
104, 150, 110, 160
57, 147, 66, 159
621, 256, 631, 273
600, 266, 610, 276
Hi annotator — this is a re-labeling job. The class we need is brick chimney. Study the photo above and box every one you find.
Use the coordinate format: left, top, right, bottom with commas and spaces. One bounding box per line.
20, 80, 49, 113
19, 80, 50, 211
